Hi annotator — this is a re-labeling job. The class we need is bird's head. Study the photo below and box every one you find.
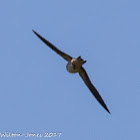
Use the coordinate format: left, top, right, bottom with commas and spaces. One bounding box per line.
77, 56, 86, 65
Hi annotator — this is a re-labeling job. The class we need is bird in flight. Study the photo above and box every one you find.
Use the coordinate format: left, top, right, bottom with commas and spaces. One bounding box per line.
33, 30, 110, 114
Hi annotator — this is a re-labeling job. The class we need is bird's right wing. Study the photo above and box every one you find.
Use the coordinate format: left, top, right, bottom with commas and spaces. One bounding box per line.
33, 30, 72, 61
79, 67, 110, 113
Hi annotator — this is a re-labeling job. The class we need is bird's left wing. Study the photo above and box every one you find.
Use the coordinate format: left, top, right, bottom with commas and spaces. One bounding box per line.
33, 30, 72, 61
79, 67, 110, 114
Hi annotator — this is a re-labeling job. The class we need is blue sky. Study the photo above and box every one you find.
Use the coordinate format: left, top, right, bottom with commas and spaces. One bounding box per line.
0, 0, 140, 139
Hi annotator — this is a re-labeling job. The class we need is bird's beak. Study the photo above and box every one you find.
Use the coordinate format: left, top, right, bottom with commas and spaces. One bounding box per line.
83, 60, 86, 64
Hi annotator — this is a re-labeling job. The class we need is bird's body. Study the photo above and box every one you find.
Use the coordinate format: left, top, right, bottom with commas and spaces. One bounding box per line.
66, 57, 86, 73
66, 60, 78, 73
33, 30, 111, 114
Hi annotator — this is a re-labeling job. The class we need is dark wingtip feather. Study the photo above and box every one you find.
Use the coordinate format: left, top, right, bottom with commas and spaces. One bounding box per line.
107, 109, 111, 114
32, 29, 37, 35
105, 106, 111, 114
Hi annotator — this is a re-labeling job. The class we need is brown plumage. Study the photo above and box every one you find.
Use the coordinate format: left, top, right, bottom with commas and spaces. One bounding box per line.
33, 30, 110, 114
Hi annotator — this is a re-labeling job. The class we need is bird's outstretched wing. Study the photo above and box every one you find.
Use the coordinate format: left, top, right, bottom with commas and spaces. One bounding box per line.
33, 30, 72, 61
79, 67, 110, 113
